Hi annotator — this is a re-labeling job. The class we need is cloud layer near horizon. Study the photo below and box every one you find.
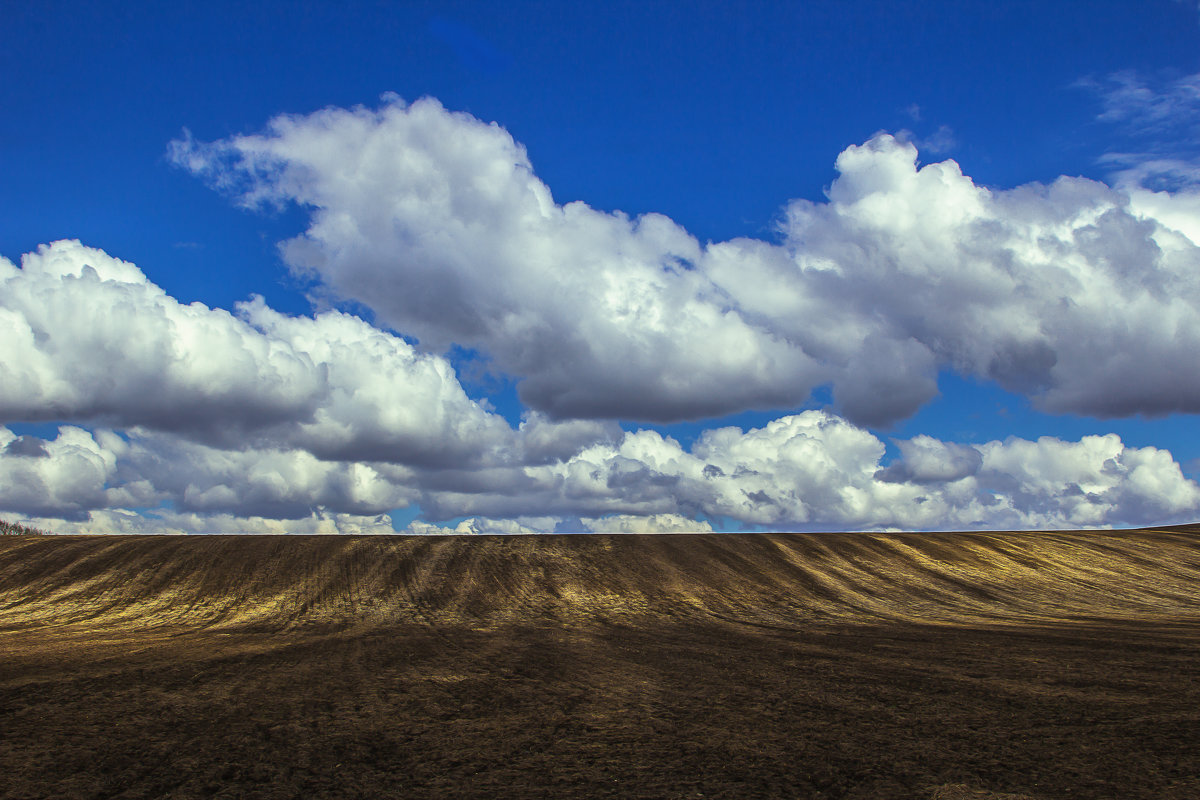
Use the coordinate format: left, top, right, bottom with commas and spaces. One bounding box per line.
3, 411, 1198, 533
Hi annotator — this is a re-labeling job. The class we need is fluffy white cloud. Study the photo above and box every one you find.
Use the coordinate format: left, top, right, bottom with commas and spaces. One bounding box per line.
874, 435, 982, 485
418, 411, 1200, 531
0, 426, 128, 519
0, 240, 512, 465
765, 134, 1200, 420
115, 429, 418, 518
974, 434, 1200, 528
514, 413, 622, 465
5, 415, 1198, 532
580, 514, 714, 533
402, 516, 555, 535
174, 97, 1200, 425
237, 298, 514, 465
171, 97, 826, 423
0, 425, 420, 520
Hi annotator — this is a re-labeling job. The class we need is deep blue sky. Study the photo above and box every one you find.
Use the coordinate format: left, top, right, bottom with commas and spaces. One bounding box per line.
3, 1, 1200, 532
6, 0, 1196, 292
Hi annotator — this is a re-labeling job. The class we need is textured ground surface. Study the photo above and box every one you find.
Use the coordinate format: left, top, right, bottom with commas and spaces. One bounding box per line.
1, 529, 1199, 799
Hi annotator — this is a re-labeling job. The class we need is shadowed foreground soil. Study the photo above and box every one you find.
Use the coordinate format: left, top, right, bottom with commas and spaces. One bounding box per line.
1, 529, 1199, 799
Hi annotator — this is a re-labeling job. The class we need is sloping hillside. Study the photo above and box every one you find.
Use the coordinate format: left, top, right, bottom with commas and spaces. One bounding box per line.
2, 530, 1200, 632
2, 530, 1199, 800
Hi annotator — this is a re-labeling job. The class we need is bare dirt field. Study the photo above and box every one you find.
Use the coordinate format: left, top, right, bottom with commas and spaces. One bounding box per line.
1, 529, 1199, 799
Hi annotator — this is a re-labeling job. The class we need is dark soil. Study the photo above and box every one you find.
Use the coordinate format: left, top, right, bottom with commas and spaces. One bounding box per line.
1, 531, 1198, 799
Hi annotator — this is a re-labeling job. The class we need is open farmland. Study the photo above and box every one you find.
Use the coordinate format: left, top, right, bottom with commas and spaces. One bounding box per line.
1, 529, 1199, 799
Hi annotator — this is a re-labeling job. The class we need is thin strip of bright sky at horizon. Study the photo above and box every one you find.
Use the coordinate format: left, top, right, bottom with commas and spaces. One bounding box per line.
2, 0, 1199, 534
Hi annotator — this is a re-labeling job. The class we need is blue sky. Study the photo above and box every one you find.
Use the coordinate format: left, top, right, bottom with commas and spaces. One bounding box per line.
2, 1, 1200, 533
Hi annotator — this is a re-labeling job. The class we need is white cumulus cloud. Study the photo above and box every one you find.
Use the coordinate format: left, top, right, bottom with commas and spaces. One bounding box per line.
0, 240, 514, 465
0, 426, 128, 519
402, 516, 554, 535
4, 414, 1198, 532
170, 97, 827, 423
420, 412, 1200, 531
768, 134, 1200, 419
580, 513, 714, 533
173, 97, 1200, 426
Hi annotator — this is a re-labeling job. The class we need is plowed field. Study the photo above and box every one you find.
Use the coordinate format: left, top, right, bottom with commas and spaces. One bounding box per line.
2, 530, 1199, 799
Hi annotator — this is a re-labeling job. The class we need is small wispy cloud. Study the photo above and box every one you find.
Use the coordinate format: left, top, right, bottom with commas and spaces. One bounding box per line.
918, 124, 957, 156
894, 125, 957, 156
1081, 70, 1200, 187
1088, 71, 1200, 134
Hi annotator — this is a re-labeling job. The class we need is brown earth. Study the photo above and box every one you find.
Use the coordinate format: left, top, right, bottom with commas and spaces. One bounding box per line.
1, 529, 1199, 799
